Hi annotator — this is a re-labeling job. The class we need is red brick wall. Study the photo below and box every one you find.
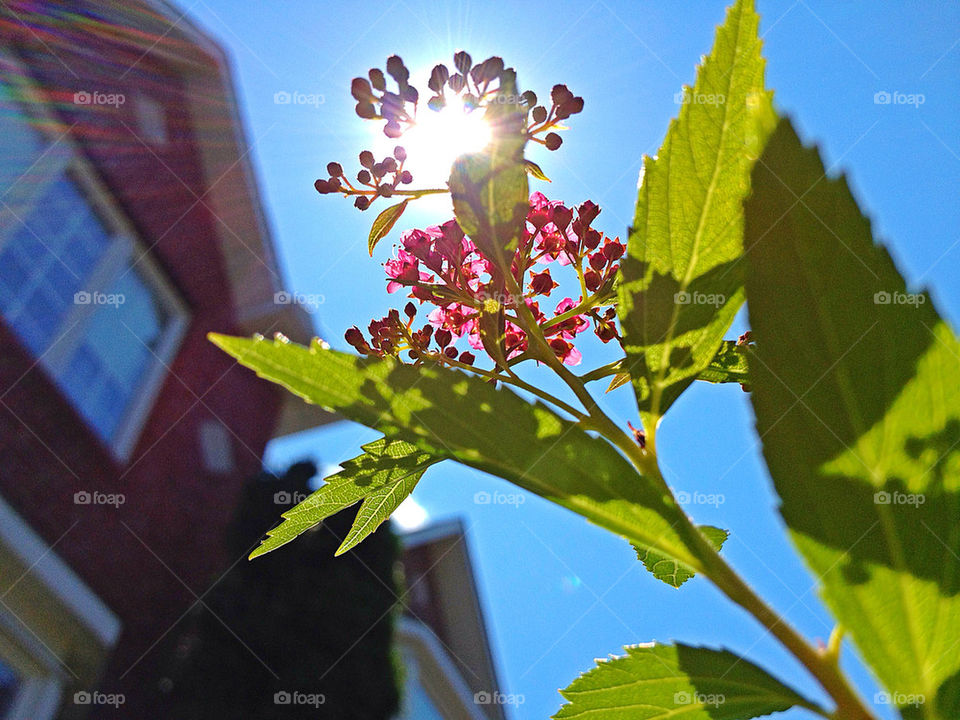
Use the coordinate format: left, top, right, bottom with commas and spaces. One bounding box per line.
0, 3, 283, 715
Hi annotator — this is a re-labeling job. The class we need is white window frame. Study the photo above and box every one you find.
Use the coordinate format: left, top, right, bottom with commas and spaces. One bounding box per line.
0, 53, 189, 462
0, 496, 122, 720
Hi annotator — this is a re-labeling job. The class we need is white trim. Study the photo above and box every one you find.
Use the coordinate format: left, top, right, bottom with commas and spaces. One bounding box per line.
395, 618, 486, 720
0, 496, 121, 646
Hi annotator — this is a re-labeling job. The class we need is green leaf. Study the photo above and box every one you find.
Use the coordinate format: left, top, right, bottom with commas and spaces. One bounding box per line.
523, 158, 551, 182
368, 199, 409, 256
745, 118, 960, 718
336, 460, 423, 556
249, 437, 438, 559
448, 70, 528, 273
554, 643, 816, 719
617, 0, 774, 427
606, 371, 632, 393
209, 334, 702, 579
634, 525, 728, 588
697, 339, 750, 386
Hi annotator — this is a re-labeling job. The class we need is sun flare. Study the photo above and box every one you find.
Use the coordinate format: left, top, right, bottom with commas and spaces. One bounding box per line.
370, 95, 491, 190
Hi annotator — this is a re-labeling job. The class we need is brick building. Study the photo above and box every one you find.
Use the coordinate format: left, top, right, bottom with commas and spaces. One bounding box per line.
0, 3, 506, 719
0, 2, 319, 716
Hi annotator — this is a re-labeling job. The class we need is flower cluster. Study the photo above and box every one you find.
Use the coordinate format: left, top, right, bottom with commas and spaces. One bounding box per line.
316, 53, 584, 212
345, 192, 623, 368
314, 149, 412, 210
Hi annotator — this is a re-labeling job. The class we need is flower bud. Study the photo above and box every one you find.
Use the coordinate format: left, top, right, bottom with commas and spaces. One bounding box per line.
359, 150, 375, 168
327, 162, 343, 177
544, 132, 562, 151
369, 68, 386, 92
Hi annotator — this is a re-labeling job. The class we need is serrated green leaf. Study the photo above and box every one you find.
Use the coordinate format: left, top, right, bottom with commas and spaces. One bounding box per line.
697, 339, 750, 386
634, 525, 728, 588
617, 0, 774, 427
249, 437, 438, 559
554, 643, 817, 719
209, 334, 702, 579
746, 118, 960, 718
368, 199, 409, 256
336, 462, 423, 556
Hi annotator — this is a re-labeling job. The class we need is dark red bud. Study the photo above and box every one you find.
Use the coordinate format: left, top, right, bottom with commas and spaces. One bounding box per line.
584, 270, 601, 292
351, 77, 374, 101
459, 351, 475, 365
359, 150, 375, 168
357, 169, 371, 184
327, 162, 343, 177
545, 132, 562, 151
531, 105, 547, 123
369, 68, 386, 92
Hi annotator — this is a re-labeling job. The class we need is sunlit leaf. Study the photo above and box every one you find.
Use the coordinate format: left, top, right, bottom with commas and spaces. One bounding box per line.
746, 118, 960, 718
554, 643, 816, 719
617, 0, 774, 428
633, 525, 728, 588
368, 199, 409, 256
249, 437, 437, 559
209, 334, 702, 579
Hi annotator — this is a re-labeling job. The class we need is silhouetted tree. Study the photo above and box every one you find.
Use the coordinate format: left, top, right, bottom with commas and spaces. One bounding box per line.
155, 461, 401, 719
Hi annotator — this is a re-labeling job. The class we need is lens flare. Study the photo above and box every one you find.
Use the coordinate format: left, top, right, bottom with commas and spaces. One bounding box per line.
372, 95, 491, 191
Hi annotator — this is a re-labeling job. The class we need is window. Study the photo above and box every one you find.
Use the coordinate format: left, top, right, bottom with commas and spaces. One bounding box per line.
0, 75, 188, 460
133, 92, 168, 144
0, 661, 19, 718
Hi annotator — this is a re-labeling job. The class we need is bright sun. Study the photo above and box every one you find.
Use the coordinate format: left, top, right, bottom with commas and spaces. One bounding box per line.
370, 94, 491, 191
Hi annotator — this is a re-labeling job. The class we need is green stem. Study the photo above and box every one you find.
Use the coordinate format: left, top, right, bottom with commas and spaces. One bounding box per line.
429, 353, 585, 421
612, 428, 876, 720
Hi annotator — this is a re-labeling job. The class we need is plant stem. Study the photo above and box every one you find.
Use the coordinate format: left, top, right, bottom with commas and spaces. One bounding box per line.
429, 353, 585, 421
612, 430, 876, 720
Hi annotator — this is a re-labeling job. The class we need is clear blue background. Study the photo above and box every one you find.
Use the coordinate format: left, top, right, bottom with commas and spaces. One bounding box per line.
185, 2, 960, 718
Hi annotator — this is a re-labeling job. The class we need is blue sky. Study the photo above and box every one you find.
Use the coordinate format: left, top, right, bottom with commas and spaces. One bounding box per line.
185, 2, 959, 718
